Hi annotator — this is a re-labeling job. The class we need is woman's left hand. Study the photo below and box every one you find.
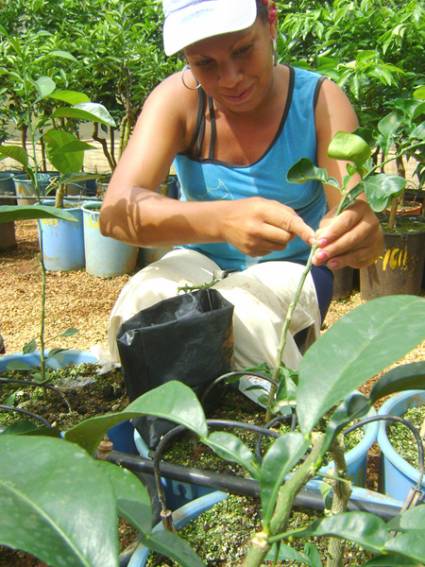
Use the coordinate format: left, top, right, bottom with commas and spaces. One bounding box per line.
312, 200, 384, 270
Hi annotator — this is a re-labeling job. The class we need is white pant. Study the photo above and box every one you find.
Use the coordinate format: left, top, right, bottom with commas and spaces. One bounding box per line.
108, 249, 321, 374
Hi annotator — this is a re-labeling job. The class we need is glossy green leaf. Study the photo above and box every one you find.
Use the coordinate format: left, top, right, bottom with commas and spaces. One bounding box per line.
43, 129, 92, 175
413, 86, 425, 101
35, 76, 56, 100
265, 543, 310, 563
378, 112, 402, 143
320, 392, 370, 460
47, 89, 90, 105
204, 432, 259, 479
291, 512, 388, 553
23, 338, 37, 354
95, 461, 152, 533
328, 132, 371, 167
66, 381, 208, 453
303, 542, 323, 567
297, 296, 425, 433
337, 183, 364, 212
362, 174, 406, 213
387, 504, 425, 531
48, 50, 77, 62
410, 122, 425, 141
0, 435, 119, 567
0, 205, 77, 224
53, 102, 116, 127
370, 362, 425, 403
287, 158, 339, 188
0, 145, 28, 168
60, 328, 79, 337
260, 432, 309, 524
141, 529, 204, 567
385, 531, 425, 563
362, 554, 420, 566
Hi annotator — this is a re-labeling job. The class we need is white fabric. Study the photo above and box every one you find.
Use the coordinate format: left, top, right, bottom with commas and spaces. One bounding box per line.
162, 0, 257, 55
108, 249, 321, 388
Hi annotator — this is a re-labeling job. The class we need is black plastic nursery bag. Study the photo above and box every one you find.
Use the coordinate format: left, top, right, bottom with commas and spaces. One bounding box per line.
116, 289, 234, 449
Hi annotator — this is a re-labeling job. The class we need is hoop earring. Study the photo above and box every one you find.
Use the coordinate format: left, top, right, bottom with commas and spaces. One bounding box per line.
181, 64, 202, 90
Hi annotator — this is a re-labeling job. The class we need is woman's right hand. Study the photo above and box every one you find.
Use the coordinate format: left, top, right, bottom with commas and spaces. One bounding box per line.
219, 197, 315, 257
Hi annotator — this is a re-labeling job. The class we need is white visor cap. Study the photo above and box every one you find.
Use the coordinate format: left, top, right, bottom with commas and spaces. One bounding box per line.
162, 0, 258, 56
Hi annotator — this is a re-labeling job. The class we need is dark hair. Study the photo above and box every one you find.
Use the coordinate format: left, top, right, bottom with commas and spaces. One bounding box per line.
256, 0, 269, 23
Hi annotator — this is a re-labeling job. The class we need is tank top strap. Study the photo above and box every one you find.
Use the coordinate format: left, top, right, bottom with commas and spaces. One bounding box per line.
187, 88, 217, 159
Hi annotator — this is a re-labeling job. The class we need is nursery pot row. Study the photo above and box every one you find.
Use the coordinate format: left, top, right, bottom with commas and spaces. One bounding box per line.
38, 201, 138, 277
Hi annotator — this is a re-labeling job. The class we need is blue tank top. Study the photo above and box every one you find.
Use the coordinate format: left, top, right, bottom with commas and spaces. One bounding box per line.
173, 66, 327, 271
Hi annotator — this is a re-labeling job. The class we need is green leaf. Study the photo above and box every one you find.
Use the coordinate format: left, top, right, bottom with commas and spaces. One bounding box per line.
48, 50, 77, 63
385, 531, 425, 563
47, 89, 90, 105
387, 504, 425, 531
328, 132, 371, 167
370, 362, 425, 403
0, 145, 28, 168
413, 86, 425, 101
362, 174, 406, 213
338, 183, 364, 213
0, 435, 119, 567
410, 122, 425, 141
297, 296, 425, 433
53, 102, 116, 127
287, 158, 339, 188
204, 432, 259, 479
60, 328, 79, 337
291, 512, 388, 554
141, 529, 204, 567
22, 339, 37, 354
260, 432, 309, 525
0, 205, 78, 224
35, 76, 56, 100
303, 542, 323, 567
320, 391, 370, 460
95, 461, 152, 533
265, 542, 310, 563
363, 555, 422, 566
65, 381, 208, 454
378, 112, 402, 146
43, 129, 92, 175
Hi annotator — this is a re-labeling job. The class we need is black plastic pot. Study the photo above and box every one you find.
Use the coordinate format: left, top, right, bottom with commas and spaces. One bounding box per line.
332, 266, 355, 300
360, 219, 425, 300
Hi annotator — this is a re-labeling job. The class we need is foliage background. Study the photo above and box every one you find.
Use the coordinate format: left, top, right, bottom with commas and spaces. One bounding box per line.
0, 0, 424, 165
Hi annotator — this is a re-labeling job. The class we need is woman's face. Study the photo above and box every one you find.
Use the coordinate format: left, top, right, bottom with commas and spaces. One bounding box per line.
184, 18, 275, 114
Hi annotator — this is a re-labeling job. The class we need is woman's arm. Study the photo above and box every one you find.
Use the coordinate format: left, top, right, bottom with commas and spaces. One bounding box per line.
313, 79, 384, 269
100, 73, 315, 255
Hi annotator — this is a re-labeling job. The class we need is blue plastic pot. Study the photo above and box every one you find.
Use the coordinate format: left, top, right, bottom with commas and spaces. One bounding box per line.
378, 390, 425, 502
0, 350, 98, 372
128, 490, 227, 567
13, 172, 59, 205
0, 171, 17, 201
38, 201, 85, 272
82, 201, 138, 278
133, 401, 379, 510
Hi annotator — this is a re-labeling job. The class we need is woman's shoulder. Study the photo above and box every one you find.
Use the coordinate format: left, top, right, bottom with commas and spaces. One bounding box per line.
143, 71, 200, 147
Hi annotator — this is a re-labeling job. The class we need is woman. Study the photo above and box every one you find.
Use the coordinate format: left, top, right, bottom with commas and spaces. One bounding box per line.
100, 0, 383, 381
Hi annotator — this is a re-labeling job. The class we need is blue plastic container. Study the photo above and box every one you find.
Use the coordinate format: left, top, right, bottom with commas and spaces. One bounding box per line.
378, 390, 425, 502
128, 490, 227, 567
38, 203, 85, 271
82, 201, 138, 278
13, 172, 59, 205
0, 350, 98, 372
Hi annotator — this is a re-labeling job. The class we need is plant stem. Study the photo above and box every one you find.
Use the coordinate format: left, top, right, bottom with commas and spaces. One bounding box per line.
266, 243, 319, 420
244, 433, 325, 567
326, 434, 352, 567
